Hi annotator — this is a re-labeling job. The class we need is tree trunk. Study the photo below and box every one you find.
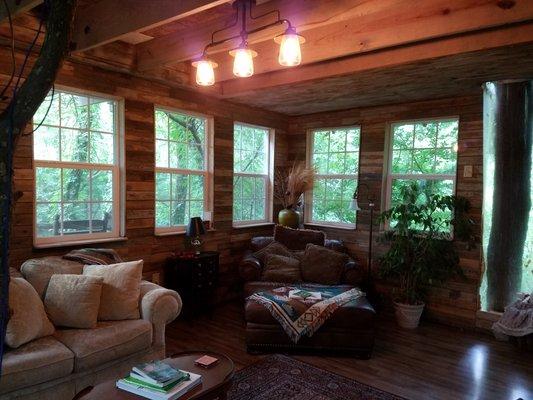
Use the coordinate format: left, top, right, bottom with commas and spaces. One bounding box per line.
0, 0, 77, 370
484, 80, 532, 311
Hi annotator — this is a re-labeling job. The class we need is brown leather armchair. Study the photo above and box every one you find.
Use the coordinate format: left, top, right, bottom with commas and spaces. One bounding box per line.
239, 235, 376, 358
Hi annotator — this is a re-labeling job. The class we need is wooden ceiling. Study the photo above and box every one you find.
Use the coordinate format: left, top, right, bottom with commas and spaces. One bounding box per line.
1, 0, 533, 115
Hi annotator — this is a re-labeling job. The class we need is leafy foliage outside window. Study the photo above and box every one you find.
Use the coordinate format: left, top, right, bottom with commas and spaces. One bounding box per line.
155, 109, 208, 230
233, 123, 270, 223
387, 119, 458, 230
309, 127, 360, 225
33, 90, 118, 242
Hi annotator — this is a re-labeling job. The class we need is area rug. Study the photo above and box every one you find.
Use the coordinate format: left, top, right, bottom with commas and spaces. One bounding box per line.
228, 354, 406, 400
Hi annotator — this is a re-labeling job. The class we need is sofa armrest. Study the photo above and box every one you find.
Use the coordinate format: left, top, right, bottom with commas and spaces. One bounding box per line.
139, 281, 182, 349
239, 251, 262, 282
343, 258, 365, 286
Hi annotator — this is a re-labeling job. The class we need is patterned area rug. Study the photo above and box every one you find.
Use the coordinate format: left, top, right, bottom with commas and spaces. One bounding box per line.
228, 354, 406, 400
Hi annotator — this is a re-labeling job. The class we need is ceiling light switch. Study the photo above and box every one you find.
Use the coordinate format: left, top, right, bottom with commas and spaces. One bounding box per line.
463, 165, 473, 178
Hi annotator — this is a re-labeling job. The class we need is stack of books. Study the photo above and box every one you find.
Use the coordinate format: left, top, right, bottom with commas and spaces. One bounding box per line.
116, 360, 202, 400
289, 289, 322, 301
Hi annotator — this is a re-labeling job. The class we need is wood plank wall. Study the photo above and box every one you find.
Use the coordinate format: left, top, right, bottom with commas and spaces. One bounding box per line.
4, 57, 289, 303
287, 95, 483, 328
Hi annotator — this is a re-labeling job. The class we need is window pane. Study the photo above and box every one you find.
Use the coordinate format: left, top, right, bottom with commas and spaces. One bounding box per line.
34, 126, 59, 161
329, 130, 347, 152
189, 175, 204, 200
155, 172, 171, 200
91, 170, 113, 201
438, 120, 458, 147
313, 153, 328, 174
345, 152, 359, 174
62, 202, 90, 234
171, 200, 188, 226
392, 124, 414, 149
414, 122, 437, 148
60, 93, 89, 129
36, 167, 61, 202
188, 144, 204, 170
63, 169, 90, 201
392, 149, 412, 174
169, 141, 187, 169
91, 203, 113, 232
234, 124, 268, 174
435, 148, 456, 174
313, 131, 329, 153
34, 93, 59, 126
155, 201, 170, 227
328, 152, 345, 174
89, 99, 114, 133
36, 203, 60, 237
189, 200, 203, 219
90, 132, 114, 164
411, 149, 435, 174
61, 128, 89, 162
155, 140, 168, 168
155, 110, 168, 139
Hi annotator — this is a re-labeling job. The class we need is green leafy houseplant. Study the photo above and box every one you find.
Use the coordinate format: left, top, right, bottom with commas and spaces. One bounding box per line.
379, 183, 475, 327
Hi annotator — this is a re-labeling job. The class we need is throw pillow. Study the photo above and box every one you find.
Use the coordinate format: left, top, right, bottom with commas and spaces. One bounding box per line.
253, 241, 293, 264
44, 274, 104, 329
273, 225, 326, 250
262, 254, 302, 283
300, 243, 349, 285
6, 278, 55, 348
83, 260, 143, 321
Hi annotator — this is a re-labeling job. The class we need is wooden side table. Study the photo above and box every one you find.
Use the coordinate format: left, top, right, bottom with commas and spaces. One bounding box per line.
166, 251, 219, 317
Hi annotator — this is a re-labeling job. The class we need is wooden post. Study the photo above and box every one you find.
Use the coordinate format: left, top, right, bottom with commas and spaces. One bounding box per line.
483, 80, 532, 311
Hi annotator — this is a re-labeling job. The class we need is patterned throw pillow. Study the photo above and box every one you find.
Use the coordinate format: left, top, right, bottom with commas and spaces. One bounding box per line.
300, 244, 349, 285
262, 254, 302, 283
253, 241, 293, 264
45, 274, 104, 328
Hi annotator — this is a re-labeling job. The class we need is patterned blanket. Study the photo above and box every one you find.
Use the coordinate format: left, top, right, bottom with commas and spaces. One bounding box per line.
63, 248, 124, 265
248, 286, 364, 343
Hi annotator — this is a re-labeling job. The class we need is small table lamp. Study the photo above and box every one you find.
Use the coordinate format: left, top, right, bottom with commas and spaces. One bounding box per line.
186, 217, 206, 255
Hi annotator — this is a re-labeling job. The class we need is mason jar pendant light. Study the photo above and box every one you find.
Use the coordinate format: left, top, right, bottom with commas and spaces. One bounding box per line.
275, 26, 306, 67
191, 0, 305, 85
192, 58, 218, 86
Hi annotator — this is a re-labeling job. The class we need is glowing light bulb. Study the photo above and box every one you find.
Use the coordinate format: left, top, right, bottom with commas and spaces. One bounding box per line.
275, 27, 305, 67
192, 59, 217, 86
229, 46, 257, 78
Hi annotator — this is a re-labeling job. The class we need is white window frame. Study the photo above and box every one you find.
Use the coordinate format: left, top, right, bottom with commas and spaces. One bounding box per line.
383, 117, 459, 220
154, 106, 214, 235
305, 126, 361, 229
33, 86, 124, 247
232, 122, 274, 227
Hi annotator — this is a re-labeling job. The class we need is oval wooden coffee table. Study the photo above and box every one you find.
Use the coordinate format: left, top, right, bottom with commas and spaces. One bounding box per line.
76, 351, 234, 400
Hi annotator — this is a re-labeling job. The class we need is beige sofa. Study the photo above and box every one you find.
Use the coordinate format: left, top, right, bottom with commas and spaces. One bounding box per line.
0, 256, 182, 400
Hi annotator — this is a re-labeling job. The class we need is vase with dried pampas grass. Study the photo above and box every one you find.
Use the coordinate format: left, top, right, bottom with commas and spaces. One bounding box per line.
274, 163, 315, 228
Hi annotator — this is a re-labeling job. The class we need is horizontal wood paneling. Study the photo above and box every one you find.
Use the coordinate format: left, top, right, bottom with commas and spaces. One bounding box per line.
288, 95, 484, 328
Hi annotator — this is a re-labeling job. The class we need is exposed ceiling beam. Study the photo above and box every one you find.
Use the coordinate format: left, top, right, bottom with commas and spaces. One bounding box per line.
137, 0, 533, 76
219, 22, 533, 97
0, 0, 42, 23
72, 0, 230, 52
136, 0, 369, 72
209, 0, 533, 82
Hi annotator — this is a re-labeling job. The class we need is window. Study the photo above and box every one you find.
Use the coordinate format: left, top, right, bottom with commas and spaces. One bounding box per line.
233, 123, 273, 225
33, 89, 121, 245
306, 127, 361, 227
385, 118, 459, 227
154, 108, 212, 233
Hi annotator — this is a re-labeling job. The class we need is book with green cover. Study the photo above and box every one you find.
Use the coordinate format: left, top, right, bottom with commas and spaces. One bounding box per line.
132, 361, 182, 385
123, 375, 187, 393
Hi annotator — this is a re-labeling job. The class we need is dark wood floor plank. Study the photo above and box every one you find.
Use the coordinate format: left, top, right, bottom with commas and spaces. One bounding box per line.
165, 302, 533, 400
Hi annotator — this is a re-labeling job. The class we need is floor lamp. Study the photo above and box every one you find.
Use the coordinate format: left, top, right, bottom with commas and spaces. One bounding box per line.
350, 183, 376, 283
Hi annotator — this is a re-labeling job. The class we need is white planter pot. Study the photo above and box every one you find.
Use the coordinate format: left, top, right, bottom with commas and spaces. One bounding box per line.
394, 302, 425, 329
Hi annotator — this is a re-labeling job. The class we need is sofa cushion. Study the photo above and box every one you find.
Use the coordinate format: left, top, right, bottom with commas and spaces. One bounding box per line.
83, 260, 143, 320
20, 256, 83, 299
274, 225, 325, 250
250, 236, 274, 252
54, 319, 152, 372
45, 274, 104, 329
262, 254, 302, 283
253, 241, 293, 264
6, 278, 55, 349
0, 336, 74, 394
300, 244, 349, 285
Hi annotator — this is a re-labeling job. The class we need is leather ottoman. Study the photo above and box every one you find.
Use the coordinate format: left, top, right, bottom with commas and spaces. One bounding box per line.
244, 283, 376, 358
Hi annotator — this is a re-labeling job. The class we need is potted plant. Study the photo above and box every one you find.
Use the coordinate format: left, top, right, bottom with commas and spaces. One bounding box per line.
379, 182, 475, 328
274, 163, 315, 228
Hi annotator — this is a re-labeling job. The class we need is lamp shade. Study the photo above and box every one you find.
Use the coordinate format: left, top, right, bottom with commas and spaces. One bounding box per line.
229, 45, 257, 78
350, 197, 361, 211
274, 27, 305, 67
186, 217, 206, 237
192, 59, 218, 86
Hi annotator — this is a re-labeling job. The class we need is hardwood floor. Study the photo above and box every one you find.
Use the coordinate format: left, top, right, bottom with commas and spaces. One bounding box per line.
165, 302, 532, 400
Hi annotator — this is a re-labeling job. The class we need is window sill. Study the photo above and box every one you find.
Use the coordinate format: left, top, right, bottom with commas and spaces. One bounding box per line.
154, 229, 216, 237
33, 236, 128, 250
233, 222, 275, 229
304, 223, 356, 231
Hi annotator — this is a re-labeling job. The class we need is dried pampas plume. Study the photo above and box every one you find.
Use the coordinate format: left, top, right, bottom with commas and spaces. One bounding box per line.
274, 163, 315, 209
